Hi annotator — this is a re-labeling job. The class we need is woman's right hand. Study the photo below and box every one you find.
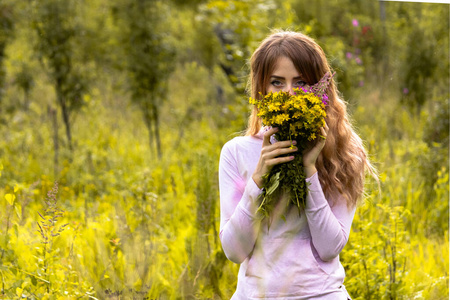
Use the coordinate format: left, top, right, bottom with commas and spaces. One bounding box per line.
252, 127, 298, 189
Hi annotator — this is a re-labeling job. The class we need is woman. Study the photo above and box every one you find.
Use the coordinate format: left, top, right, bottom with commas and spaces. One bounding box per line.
218, 31, 375, 299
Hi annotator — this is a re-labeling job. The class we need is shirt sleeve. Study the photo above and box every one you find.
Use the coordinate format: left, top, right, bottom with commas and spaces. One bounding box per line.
304, 172, 356, 262
218, 141, 263, 264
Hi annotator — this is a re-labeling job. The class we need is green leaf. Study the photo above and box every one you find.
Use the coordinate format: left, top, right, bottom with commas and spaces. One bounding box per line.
265, 171, 280, 195
31, 275, 37, 286
13, 223, 18, 237
0, 235, 9, 248
14, 204, 22, 220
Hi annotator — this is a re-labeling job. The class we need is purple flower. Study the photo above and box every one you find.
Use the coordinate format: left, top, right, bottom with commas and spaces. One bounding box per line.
346, 52, 353, 59
352, 19, 359, 27
322, 94, 329, 105
403, 88, 409, 94
359, 81, 364, 87
355, 57, 362, 65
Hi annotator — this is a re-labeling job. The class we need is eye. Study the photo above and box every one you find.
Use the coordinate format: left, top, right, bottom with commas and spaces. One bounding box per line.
270, 80, 283, 87
294, 80, 307, 87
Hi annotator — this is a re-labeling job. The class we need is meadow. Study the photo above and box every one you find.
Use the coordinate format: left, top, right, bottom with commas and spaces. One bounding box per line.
0, 0, 448, 299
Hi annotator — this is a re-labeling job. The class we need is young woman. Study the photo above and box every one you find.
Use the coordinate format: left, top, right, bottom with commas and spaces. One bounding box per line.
218, 31, 375, 299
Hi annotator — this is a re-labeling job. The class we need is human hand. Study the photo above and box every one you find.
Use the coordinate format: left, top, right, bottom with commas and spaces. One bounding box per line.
303, 122, 329, 178
252, 127, 298, 189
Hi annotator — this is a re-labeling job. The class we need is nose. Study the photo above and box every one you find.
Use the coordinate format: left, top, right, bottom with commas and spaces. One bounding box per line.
283, 85, 296, 95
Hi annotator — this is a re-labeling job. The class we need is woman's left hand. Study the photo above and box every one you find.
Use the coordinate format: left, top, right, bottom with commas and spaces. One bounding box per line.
303, 122, 329, 178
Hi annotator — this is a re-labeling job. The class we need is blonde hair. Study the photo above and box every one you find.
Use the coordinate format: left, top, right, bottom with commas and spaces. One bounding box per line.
246, 30, 376, 207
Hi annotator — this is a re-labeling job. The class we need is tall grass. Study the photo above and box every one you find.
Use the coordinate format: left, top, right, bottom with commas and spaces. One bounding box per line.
0, 64, 448, 299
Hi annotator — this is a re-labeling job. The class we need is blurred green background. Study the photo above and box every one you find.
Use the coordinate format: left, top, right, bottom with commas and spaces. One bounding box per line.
0, 0, 448, 299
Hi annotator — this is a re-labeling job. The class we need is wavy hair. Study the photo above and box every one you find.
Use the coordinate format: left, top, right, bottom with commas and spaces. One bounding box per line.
246, 30, 376, 207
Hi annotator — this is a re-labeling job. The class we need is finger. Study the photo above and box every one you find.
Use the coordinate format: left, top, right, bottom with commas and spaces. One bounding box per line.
262, 146, 298, 160
320, 127, 327, 139
313, 130, 327, 149
266, 155, 295, 167
263, 127, 279, 146
324, 121, 329, 131
263, 139, 297, 153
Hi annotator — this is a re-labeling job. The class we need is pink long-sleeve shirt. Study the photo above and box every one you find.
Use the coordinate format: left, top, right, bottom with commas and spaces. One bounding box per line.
219, 131, 355, 299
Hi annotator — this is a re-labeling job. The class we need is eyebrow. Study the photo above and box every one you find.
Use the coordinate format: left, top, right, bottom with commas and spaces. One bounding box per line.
270, 75, 304, 80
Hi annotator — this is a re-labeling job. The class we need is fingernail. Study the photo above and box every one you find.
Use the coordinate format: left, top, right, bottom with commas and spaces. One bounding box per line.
292, 140, 297, 145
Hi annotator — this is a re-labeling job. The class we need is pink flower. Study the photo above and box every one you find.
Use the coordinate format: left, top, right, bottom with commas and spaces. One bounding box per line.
346, 52, 353, 59
355, 57, 362, 65
403, 88, 409, 94
352, 19, 359, 27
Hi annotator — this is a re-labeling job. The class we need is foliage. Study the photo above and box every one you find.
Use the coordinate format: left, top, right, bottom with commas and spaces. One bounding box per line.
0, 1, 14, 118
13, 63, 34, 111
112, 0, 175, 159
199, 0, 298, 94
31, 0, 89, 151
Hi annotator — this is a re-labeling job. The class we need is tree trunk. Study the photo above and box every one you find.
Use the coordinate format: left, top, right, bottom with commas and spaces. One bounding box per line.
147, 118, 154, 158
24, 89, 30, 111
151, 99, 162, 159
56, 84, 72, 151
0, 45, 5, 115
143, 104, 155, 157
48, 106, 59, 177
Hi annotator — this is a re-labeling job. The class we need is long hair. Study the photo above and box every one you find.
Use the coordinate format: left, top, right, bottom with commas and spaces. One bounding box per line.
246, 30, 376, 207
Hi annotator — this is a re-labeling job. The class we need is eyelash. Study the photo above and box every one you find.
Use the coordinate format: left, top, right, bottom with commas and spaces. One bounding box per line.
270, 80, 306, 87
271, 80, 282, 87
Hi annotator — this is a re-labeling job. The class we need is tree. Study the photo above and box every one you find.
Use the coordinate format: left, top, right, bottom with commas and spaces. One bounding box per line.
398, 4, 443, 113
32, 0, 88, 151
198, 0, 298, 94
14, 63, 34, 111
0, 3, 14, 117
113, 0, 174, 159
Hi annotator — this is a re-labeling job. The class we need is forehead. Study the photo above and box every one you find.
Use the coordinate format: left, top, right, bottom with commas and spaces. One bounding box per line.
271, 56, 302, 78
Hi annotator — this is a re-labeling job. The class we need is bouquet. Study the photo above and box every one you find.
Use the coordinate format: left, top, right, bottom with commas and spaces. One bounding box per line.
249, 72, 335, 217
